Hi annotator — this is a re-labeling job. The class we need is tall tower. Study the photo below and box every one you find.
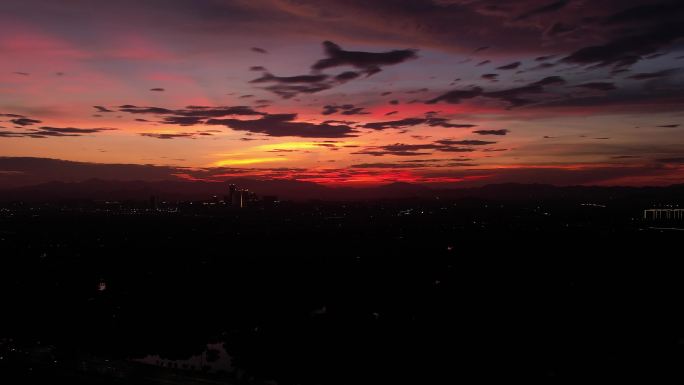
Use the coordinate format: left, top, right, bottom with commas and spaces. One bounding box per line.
231, 189, 244, 208
228, 184, 236, 206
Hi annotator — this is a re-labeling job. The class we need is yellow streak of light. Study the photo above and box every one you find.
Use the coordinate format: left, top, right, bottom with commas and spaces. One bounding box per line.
254, 141, 355, 151
213, 157, 286, 167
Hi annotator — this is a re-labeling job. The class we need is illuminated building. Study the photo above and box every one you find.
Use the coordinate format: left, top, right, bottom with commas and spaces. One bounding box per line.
643, 208, 684, 220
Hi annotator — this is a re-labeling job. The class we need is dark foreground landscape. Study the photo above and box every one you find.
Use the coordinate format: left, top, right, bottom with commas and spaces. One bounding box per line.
1, 183, 683, 384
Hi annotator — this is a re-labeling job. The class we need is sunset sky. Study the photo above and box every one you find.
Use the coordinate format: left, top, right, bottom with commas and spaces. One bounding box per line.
1, 0, 683, 187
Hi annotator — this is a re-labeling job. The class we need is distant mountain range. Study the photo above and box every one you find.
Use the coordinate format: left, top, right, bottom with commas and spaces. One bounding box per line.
0, 178, 682, 204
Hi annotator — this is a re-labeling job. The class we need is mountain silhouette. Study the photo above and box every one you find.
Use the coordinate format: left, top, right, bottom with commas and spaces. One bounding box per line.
0, 178, 682, 203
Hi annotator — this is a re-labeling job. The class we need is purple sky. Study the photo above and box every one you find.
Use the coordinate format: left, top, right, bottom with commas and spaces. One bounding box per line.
1, 0, 683, 187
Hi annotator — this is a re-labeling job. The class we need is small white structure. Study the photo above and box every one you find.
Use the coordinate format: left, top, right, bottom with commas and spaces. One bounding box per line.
643, 209, 684, 220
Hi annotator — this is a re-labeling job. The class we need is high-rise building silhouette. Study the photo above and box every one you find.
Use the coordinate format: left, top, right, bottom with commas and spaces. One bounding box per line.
233, 190, 243, 208
228, 184, 236, 206
150, 195, 159, 211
